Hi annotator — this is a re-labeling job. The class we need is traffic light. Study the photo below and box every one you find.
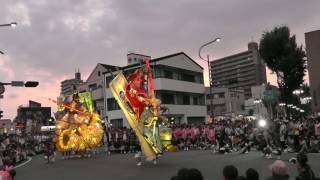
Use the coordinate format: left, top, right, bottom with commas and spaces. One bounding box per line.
25, 81, 39, 87
0, 110, 3, 119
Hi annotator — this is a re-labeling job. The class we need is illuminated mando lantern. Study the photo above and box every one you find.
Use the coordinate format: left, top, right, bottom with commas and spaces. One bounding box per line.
50, 92, 104, 152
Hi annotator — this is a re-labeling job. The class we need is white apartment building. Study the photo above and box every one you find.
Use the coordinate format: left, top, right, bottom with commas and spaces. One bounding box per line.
210, 42, 267, 99
205, 87, 245, 117
60, 71, 83, 96
245, 84, 269, 119
78, 63, 119, 119
104, 52, 207, 127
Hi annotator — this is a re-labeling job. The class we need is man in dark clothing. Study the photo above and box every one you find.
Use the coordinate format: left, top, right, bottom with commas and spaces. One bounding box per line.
223, 165, 238, 180
171, 168, 203, 180
246, 168, 259, 180
295, 153, 316, 180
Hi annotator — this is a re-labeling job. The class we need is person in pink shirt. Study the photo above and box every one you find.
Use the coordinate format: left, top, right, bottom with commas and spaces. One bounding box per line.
203, 126, 209, 138
181, 127, 187, 140
208, 127, 216, 144
173, 127, 182, 140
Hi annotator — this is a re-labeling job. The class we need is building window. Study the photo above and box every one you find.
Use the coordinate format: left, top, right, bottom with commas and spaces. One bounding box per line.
98, 71, 101, 76
193, 97, 198, 105
162, 93, 175, 104
218, 93, 225, 98
110, 119, 123, 128
105, 76, 113, 88
199, 95, 205, 105
206, 94, 210, 99
213, 104, 226, 113
164, 70, 173, 79
88, 84, 97, 91
183, 95, 190, 105
107, 98, 120, 111
181, 73, 195, 82
207, 105, 211, 112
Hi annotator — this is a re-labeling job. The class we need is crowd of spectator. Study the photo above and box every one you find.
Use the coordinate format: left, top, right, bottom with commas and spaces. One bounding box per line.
105, 117, 320, 156
170, 153, 319, 180
0, 133, 54, 179
105, 127, 141, 154
171, 117, 320, 156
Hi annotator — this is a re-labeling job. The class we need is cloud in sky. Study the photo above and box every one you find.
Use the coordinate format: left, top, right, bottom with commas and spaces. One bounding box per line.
0, 0, 319, 119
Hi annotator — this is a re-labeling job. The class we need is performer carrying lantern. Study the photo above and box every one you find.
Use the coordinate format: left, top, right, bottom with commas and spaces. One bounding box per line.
109, 59, 175, 165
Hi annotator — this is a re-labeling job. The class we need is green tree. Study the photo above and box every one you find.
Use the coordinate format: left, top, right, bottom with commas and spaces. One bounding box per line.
259, 26, 306, 106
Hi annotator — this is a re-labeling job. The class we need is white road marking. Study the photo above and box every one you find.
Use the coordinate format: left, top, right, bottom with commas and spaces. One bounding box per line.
14, 157, 32, 169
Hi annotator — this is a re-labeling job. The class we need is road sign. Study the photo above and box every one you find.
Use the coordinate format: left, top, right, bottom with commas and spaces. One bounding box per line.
0, 85, 5, 95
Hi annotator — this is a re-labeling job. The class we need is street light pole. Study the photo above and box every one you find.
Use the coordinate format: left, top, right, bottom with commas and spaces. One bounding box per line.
207, 54, 214, 119
0, 22, 17, 27
198, 37, 221, 120
1, 22, 17, 56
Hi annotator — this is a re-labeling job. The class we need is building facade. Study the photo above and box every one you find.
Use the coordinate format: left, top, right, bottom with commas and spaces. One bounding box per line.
245, 84, 269, 119
305, 30, 320, 113
77, 63, 119, 119
14, 101, 52, 134
0, 119, 14, 135
210, 42, 267, 99
60, 71, 83, 96
127, 53, 151, 65
104, 52, 207, 127
205, 87, 245, 117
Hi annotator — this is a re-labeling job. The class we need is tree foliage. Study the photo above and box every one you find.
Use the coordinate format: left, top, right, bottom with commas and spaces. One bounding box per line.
259, 26, 306, 103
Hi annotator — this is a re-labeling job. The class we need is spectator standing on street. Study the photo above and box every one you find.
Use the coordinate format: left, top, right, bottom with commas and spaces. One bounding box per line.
223, 165, 238, 180
171, 168, 203, 180
267, 160, 289, 180
246, 168, 259, 180
295, 153, 315, 180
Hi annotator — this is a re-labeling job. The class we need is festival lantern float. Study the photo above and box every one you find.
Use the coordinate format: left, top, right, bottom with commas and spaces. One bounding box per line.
109, 59, 176, 161
50, 92, 104, 152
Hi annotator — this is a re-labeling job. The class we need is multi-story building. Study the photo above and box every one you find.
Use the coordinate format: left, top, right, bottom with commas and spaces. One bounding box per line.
60, 71, 83, 96
305, 30, 320, 113
245, 84, 269, 119
205, 87, 245, 117
0, 119, 15, 135
127, 53, 151, 65
210, 42, 267, 99
14, 101, 52, 134
77, 63, 119, 118
104, 52, 206, 127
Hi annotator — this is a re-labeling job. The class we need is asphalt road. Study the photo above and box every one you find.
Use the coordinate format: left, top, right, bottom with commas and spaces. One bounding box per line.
15, 150, 320, 180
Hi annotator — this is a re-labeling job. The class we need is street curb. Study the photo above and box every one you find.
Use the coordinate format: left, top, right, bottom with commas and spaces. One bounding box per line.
14, 157, 32, 169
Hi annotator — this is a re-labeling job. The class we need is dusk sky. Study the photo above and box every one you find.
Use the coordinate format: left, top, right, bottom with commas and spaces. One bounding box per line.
0, 0, 319, 120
